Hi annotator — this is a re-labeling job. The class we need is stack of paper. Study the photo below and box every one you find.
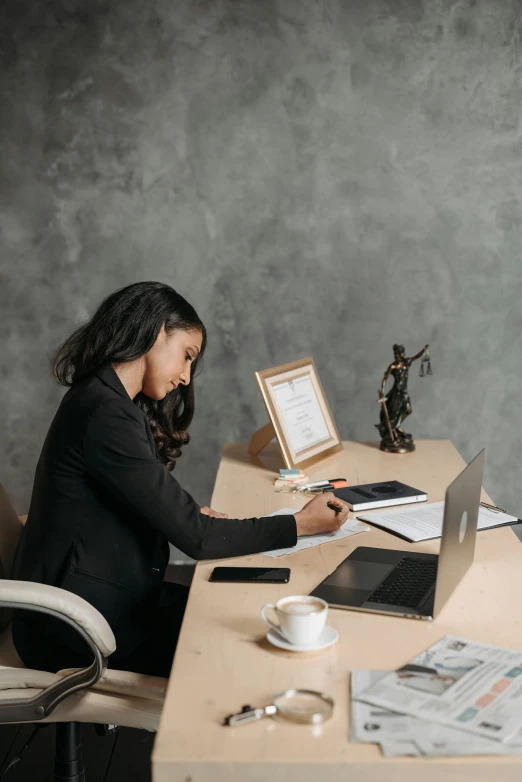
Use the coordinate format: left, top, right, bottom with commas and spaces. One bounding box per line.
274, 468, 309, 489
356, 501, 518, 542
262, 508, 369, 558
351, 636, 522, 757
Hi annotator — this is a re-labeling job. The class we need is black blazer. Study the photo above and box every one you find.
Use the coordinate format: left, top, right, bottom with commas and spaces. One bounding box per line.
12, 365, 297, 660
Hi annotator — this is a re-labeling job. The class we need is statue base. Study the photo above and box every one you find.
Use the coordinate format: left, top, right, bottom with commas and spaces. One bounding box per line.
379, 431, 415, 454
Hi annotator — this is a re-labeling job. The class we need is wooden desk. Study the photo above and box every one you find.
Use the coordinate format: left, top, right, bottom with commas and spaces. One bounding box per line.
152, 441, 522, 782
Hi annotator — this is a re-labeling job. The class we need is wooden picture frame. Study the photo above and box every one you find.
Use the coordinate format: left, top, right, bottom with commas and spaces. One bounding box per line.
249, 357, 344, 469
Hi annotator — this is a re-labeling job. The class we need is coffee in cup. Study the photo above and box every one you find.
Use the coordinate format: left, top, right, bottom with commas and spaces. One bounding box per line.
261, 595, 328, 645
280, 598, 325, 615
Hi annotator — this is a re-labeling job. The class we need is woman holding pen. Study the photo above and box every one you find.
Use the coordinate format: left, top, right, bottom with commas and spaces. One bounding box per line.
11, 281, 347, 677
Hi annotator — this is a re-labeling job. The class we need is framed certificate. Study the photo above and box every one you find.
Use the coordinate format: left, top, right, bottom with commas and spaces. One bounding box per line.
250, 357, 343, 469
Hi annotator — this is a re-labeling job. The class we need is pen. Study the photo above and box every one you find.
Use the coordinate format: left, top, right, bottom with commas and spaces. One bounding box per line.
301, 478, 346, 490
480, 501, 505, 514
327, 502, 342, 514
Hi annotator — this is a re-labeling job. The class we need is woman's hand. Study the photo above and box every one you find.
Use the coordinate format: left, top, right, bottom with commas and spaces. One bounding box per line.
294, 492, 349, 536
200, 506, 228, 519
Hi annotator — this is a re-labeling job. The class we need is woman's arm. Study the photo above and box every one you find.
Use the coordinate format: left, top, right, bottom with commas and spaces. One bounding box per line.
83, 399, 297, 560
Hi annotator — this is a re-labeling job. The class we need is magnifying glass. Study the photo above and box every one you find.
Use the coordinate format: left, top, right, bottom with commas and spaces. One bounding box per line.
224, 689, 334, 726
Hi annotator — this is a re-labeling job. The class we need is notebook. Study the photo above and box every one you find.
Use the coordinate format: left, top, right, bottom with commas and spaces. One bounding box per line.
356, 500, 519, 542
333, 480, 426, 511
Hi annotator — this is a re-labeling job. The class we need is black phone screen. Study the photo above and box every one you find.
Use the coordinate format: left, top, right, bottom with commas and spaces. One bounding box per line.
209, 567, 290, 584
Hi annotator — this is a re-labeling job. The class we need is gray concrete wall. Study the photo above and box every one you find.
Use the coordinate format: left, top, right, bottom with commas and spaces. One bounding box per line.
1, 1, 521, 560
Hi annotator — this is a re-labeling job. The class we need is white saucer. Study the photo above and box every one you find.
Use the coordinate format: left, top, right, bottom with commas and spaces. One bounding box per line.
266, 625, 339, 652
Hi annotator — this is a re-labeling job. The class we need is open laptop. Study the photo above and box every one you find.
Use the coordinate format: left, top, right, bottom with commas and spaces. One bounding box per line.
310, 450, 485, 621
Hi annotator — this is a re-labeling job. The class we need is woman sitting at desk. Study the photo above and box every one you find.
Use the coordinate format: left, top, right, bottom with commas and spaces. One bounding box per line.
11, 281, 346, 677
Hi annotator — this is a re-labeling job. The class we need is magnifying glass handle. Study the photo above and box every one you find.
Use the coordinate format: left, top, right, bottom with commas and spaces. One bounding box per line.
224, 704, 277, 726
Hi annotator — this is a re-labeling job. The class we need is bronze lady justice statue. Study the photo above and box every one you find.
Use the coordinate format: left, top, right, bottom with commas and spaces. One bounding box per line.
376, 343, 430, 453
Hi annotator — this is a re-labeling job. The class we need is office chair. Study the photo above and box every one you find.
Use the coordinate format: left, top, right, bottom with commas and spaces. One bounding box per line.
0, 482, 169, 781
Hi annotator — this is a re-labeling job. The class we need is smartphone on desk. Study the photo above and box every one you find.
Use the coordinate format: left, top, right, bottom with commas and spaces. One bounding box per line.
209, 567, 291, 584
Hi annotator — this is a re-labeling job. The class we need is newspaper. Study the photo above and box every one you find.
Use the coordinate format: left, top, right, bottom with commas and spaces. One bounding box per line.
351, 670, 421, 756
352, 670, 522, 757
380, 741, 421, 757
356, 636, 522, 744
415, 735, 522, 757
262, 508, 369, 557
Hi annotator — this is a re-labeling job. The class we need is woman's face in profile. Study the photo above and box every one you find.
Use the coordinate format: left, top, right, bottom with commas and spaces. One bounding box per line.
142, 326, 203, 400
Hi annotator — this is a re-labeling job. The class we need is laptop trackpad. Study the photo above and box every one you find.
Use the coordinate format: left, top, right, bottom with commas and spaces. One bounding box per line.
311, 561, 392, 607
325, 560, 392, 591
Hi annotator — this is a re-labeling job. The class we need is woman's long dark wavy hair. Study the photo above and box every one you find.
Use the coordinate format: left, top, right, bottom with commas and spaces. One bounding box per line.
52, 281, 207, 471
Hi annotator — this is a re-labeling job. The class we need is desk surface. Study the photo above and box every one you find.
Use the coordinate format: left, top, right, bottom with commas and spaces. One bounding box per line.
152, 440, 522, 782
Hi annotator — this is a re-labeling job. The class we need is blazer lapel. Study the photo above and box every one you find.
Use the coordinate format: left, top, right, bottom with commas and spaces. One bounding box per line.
93, 365, 161, 460
93, 365, 131, 400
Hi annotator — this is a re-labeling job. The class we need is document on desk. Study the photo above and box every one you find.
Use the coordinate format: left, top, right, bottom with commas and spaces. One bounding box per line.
351, 670, 421, 756
261, 508, 369, 558
355, 635, 522, 745
351, 670, 522, 757
357, 500, 518, 542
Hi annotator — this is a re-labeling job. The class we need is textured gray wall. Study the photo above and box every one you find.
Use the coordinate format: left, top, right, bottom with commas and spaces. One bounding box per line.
1, 1, 521, 553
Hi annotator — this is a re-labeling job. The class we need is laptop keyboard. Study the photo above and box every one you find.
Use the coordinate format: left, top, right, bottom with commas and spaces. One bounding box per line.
366, 557, 438, 610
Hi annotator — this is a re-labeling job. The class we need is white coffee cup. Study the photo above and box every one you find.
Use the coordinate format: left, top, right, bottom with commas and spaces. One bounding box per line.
260, 595, 328, 646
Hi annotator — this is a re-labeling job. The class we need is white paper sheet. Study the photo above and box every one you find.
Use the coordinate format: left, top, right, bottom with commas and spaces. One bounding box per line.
415, 736, 522, 757
357, 501, 518, 542
379, 741, 422, 757
261, 508, 369, 558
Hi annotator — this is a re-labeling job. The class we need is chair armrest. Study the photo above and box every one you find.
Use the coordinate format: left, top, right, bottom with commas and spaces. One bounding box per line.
0, 581, 116, 724
0, 581, 115, 657
58, 668, 167, 701
0, 668, 167, 702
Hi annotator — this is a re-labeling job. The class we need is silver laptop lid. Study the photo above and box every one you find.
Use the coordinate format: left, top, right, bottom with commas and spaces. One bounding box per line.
432, 449, 485, 618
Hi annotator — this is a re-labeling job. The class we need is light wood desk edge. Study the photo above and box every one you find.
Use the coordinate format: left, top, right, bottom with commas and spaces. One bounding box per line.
152, 440, 522, 782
